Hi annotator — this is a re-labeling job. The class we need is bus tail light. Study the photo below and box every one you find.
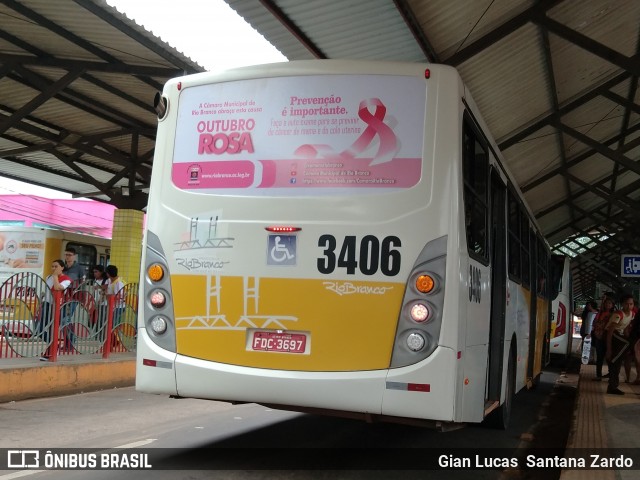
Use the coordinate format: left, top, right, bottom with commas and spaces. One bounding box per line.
555, 303, 567, 336
150, 290, 166, 308
150, 316, 168, 335
410, 303, 430, 323
406, 332, 426, 352
391, 236, 447, 368
142, 230, 176, 352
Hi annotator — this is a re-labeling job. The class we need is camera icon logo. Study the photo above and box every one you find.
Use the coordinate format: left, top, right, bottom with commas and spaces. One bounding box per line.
7, 450, 40, 469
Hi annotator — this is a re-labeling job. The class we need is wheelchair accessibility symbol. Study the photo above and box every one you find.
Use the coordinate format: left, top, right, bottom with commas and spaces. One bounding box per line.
267, 235, 297, 266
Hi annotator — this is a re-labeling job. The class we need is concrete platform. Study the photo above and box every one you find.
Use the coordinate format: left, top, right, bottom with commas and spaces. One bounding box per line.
0, 353, 135, 402
560, 363, 640, 480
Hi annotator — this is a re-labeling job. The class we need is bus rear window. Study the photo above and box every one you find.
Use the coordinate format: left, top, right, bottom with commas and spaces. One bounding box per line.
171, 74, 426, 196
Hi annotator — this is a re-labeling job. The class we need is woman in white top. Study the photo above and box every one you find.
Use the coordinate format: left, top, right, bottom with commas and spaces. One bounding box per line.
46, 259, 72, 291
92, 265, 107, 286
39, 260, 72, 355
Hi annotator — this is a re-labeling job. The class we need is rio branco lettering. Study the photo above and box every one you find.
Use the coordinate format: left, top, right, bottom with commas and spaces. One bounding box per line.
323, 281, 393, 296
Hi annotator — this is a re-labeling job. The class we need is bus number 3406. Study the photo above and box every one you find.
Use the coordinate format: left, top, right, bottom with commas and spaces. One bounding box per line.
317, 235, 401, 276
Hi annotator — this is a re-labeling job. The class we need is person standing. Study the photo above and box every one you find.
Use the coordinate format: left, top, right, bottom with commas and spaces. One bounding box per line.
591, 296, 615, 380
580, 301, 598, 352
105, 265, 126, 326
38, 259, 72, 358
605, 294, 635, 395
46, 259, 72, 292
63, 247, 85, 283
91, 265, 107, 286
105, 264, 125, 296
625, 309, 640, 384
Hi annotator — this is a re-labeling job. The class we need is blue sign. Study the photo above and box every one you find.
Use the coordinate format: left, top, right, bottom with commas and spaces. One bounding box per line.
267, 234, 297, 266
621, 254, 640, 277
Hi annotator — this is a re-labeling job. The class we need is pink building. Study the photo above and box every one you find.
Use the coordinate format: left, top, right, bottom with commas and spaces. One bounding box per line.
0, 195, 116, 238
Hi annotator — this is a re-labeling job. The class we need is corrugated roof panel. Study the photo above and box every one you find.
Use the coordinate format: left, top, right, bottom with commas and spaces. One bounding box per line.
0, 2, 92, 59
572, 189, 609, 215
225, 0, 314, 60
458, 23, 552, 141
549, 0, 640, 57
409, 0, 536, 60
276, 0, 425, 61
30, 98, 119, 138
15, 0, 202, 69
550, 34, 622, 105
536, 202, 572, 238
524, 174, 567, 215
610, 170, 640, 192
561, 96, 626, 156
548, 0, 639, 106
31, 70, 158, 129
503, 125, 562, 186
0, 77, 43, 113
567, 152, 622, 186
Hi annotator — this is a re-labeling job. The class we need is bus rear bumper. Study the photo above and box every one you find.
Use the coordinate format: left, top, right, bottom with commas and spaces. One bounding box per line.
174, 354, 386, 414
135, 328, 178, 395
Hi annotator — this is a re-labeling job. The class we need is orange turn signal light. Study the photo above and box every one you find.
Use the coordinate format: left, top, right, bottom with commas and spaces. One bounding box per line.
416, 274, 435, 293
148, 264, 165, 282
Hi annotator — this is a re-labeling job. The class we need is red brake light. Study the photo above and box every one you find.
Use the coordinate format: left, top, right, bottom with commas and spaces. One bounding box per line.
265, 226, 301, 232
556, 303, 567, 335
424, 69, 430, 79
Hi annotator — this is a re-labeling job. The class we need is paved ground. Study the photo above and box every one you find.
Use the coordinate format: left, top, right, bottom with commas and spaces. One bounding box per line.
2, 348, 639, 478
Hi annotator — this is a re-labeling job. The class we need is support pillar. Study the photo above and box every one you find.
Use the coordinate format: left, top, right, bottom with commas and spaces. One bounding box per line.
110, 209, 144, 285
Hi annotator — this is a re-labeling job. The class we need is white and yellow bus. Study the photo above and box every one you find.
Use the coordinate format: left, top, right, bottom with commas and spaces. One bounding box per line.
136, 60, 551, 429
550, 255, 573, 362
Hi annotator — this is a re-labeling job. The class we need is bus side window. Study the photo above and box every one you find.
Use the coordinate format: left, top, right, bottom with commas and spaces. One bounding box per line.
462, 118, 488, 262
536, 237, 549, 298
507, 191, 521, 281
520, 208, 530, 287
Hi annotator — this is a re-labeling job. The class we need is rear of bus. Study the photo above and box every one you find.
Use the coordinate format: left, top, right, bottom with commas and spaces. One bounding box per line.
136, 61, 475, 424
550, 256, 572, 359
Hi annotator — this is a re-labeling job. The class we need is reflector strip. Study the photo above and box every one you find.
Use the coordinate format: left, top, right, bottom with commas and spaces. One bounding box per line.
142, 358, 173, 369
386, 381, 430, 392
408, 383, 430, 392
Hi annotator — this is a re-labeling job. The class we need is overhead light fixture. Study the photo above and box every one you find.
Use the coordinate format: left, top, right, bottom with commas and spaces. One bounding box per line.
121, 186, 130, 197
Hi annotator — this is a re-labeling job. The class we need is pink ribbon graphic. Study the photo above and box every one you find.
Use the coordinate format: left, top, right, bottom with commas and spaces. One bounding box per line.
294, 98, 398, 164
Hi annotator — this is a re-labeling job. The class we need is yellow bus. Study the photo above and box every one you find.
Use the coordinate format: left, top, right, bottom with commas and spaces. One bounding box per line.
136, 60, 550, 429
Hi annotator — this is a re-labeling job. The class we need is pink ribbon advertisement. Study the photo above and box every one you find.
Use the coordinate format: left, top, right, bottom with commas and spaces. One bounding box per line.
172, 74, 426, 195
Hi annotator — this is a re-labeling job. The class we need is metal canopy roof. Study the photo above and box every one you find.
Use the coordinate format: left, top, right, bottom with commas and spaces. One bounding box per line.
223, 0, 640, 300
0, 0, 204, 210
0, 0, 638, 301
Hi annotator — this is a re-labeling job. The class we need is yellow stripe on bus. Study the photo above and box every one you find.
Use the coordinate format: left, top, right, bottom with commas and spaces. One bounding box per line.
171, 275, 404, 371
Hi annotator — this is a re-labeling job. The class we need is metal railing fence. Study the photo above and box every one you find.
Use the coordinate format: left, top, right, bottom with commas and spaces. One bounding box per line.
0, 272, 138, 361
